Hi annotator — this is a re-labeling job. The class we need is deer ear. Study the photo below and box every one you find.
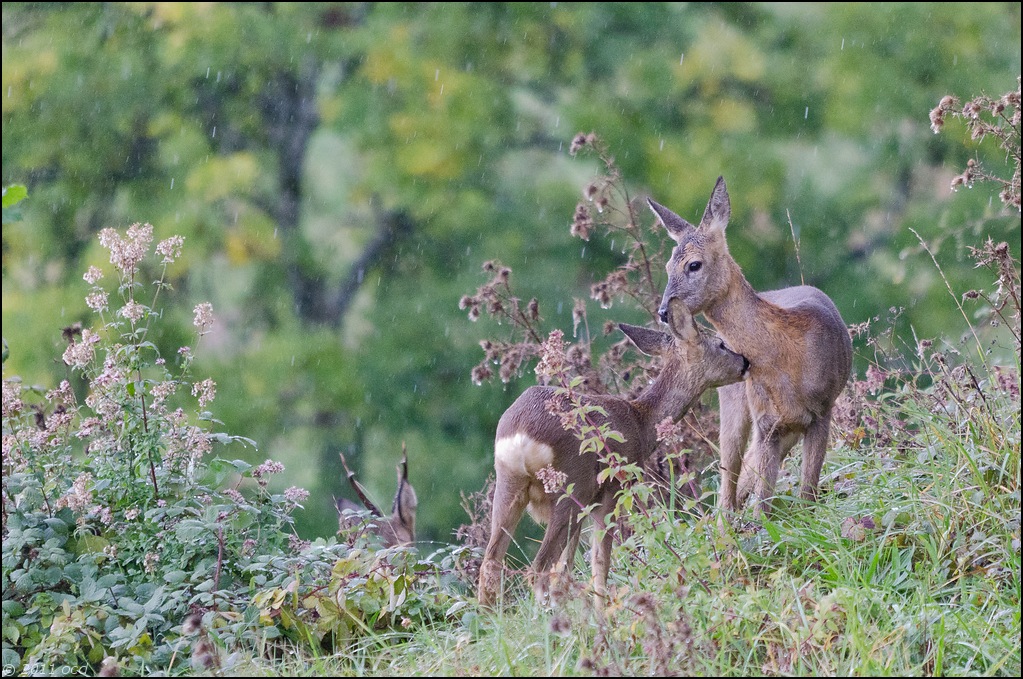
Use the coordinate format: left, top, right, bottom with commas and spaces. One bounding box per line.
665, 298, 699, 342
393, 472, 418, 522
391, 444, 417, 537
647, 198, 697, 243
698, 176, 730, 233
619, 322, 670, 356
392, 443, 417, 513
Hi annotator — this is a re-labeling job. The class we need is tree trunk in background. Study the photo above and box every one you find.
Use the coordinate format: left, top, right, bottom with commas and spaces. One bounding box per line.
327, 206, 416, 328
260, 59, 328, 322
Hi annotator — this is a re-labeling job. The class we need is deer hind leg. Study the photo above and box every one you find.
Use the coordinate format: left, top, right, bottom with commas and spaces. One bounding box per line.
529, 495, 582, 605
561, 517, 583, 574
799, 407, 833, 502
478, 466, 530, 607
589, 491, 618, 606
717, 382, 751, 512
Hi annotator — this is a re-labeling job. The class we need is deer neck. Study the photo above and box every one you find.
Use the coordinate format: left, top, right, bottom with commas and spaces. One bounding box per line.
704, 268, 779, 361
632, 368, 700, 431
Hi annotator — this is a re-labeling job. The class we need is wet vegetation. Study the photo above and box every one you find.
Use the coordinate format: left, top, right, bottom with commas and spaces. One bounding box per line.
2, 3, 1020, 676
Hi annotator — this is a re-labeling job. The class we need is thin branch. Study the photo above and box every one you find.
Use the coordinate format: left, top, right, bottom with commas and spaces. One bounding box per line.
787, 209, 805, 286
910, 228, 988, 369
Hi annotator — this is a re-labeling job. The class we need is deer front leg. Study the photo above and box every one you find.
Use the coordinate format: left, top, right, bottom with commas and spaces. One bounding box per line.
799, 408, 832, 502
479, 466, 530, 607
737, 430, 798, 508
717, 382, 751, 513
746, 421, 783, 517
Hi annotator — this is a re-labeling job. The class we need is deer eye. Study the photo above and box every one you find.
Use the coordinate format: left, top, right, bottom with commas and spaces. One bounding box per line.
687, 261, 702, 273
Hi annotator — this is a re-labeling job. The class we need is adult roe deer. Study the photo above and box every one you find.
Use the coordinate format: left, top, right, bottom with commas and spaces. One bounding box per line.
336, 445, 417, 547
649, 177, 853, 516
477, 299, 749, 606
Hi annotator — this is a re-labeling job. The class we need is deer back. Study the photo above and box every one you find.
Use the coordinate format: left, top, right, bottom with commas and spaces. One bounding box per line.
495, 387, 646, 511
758, 286, 852, 412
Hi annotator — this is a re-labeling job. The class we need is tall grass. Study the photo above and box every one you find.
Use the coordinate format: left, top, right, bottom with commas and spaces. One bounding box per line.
222, 330, 1018, 676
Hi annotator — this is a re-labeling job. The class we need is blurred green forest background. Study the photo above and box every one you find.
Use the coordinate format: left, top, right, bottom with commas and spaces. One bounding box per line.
3, 2, 1020, 543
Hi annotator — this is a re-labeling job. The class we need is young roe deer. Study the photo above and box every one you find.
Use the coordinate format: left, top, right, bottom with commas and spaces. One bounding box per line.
649, 177, 853, 516
477, 299, 749, 606
336, 445, 417, 547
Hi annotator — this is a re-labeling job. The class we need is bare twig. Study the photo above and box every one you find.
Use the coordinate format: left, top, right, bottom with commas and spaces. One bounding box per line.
787, 209, 805, 286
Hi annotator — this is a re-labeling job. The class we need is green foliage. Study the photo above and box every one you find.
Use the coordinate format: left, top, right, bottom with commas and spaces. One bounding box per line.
252, 74, 1019, 678
247, 542, 474, 652
2, 184, 27, 225
2, 20, 1018, 673
1, 228, 476, 675
2, 0, 1021, 562
450, 112, 1018, 675
218, 311, 1020, 676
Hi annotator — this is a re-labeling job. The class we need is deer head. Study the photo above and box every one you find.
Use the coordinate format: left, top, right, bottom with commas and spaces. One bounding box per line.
337, 444, 417, 547
649, 176, 738, 321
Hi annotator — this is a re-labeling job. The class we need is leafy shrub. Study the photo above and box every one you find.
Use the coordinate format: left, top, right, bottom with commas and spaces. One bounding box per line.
1, 218, 475, 676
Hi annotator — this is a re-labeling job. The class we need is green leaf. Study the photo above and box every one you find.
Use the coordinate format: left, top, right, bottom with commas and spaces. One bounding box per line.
2, 184, 27, 208
2, 648, 21, 671
78, 577, 106, 604
761, 519, 782, 542
2, 600, 26, 617
62, 563, 84, 583
116, 597, 146, 616
203, 458, 252, 487
163, 570, 188, 585
3, 623, 20, 646
174, 519, 207, 541
142, 586, 165, 613
43, 517, 70, 536
69, 533, 110, 557
96, 574, 120, 588
445, 600, 469, 617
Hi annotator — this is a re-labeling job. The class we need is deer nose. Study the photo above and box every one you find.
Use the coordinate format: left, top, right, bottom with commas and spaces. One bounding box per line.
657, 304, 669, 323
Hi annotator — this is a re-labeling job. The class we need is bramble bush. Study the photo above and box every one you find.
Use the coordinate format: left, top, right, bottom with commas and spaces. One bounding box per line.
1, 209, 475, 676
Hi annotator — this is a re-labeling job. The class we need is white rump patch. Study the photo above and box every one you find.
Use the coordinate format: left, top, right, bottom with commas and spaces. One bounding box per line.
494, 433, 554, 477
